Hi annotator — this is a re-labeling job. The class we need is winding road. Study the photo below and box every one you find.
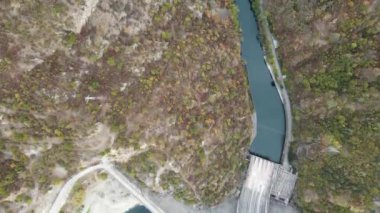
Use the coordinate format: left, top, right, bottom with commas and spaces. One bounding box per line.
48, 160, 164, 213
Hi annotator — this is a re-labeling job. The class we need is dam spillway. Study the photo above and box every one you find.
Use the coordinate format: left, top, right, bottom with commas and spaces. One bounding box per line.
235, 0, 298, 211
237, 156, 297, 213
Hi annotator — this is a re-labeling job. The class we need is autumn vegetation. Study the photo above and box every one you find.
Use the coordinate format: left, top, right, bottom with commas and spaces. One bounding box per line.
0, 0, 252, 210
261, 0, 379, 211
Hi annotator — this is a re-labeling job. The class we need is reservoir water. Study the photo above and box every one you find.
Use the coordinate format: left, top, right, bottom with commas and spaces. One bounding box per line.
126, 205, 151, 213
236, 0, 286, 163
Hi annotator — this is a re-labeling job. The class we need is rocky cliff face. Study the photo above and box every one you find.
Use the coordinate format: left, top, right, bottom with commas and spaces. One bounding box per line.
263, 0, 379, 211
1, 0, 160, 72
0, 0, 252, 211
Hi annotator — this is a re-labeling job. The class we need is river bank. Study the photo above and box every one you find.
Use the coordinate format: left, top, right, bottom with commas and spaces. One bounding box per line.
250, 0, 294, 168
236, 0, 286, 164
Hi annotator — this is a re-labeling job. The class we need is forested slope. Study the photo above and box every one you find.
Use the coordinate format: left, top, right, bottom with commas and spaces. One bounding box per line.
263, 0, 379, 211
0, 0, 251, 211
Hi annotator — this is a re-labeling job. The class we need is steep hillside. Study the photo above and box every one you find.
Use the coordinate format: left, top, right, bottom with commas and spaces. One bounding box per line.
263, 0, 379, 211
0, 0, 252, 211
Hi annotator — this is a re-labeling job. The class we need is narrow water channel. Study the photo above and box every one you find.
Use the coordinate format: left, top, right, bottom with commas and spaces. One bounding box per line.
236, 0, 286, 163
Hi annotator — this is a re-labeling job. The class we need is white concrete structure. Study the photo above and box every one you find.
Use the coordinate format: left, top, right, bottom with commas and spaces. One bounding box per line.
237, 155, 297, 213
270, 166, 297, 205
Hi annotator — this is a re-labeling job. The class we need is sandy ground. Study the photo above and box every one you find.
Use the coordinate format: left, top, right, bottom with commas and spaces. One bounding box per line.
147, 191, 299, 213
28, 185, 62, 213
49, 162, 164, 213
47, 162, 299, 213
81, 175, 141, 213
145, 188, 239, 213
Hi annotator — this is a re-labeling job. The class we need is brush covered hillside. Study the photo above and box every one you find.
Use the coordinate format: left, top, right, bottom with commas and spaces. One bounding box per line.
0, 0, 252, 211
263, 0, 379, 212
